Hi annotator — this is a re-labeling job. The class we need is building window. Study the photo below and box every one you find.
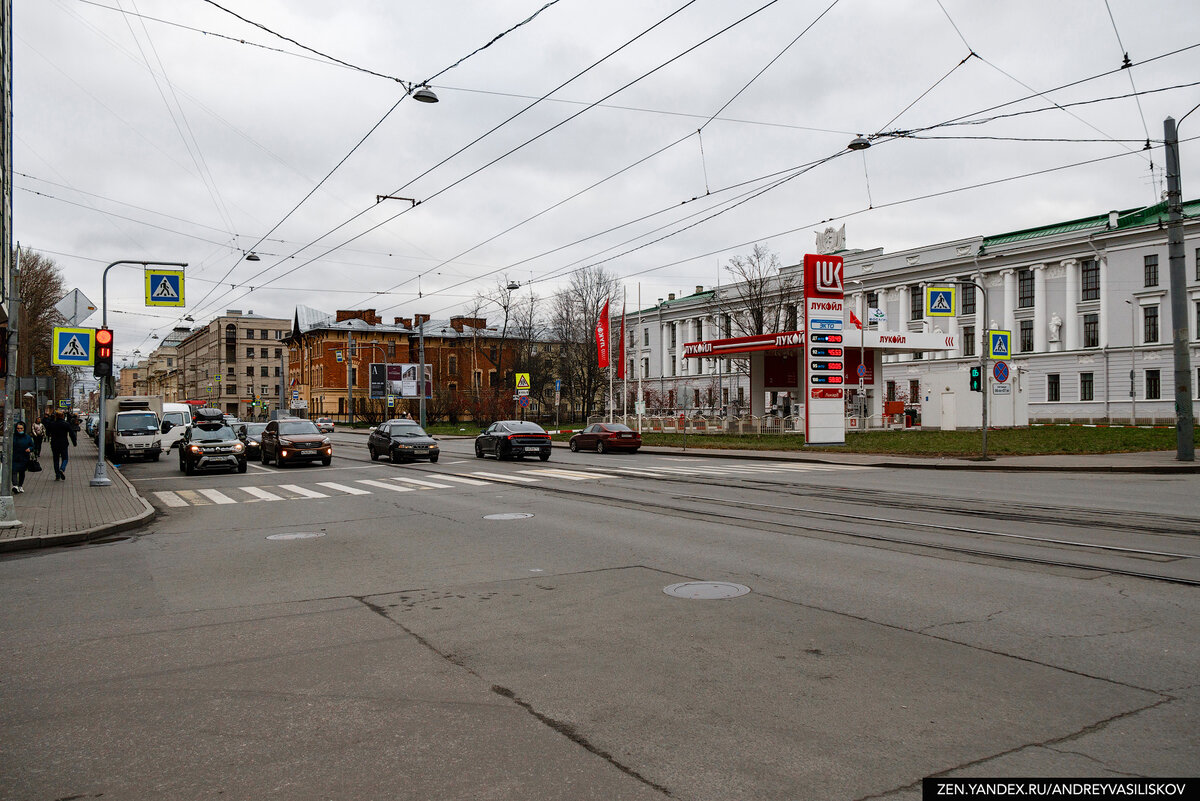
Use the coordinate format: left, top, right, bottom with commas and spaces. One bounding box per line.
886, 380, 897, 402
273, 386, 279, 395
1080, 372, 1094, 401
1194, 300, 1200, 339
473, 371, 482, 387
245, 385, 252, 396
246, 347, 254, 359
1081, 259, 1100, 301
736, 386, 744, 405
448, 356, 457, 375
693, 388, 701, 407
670, 324, 677, 349
1146, 369, 1161, 400
1144, 254, 1158, 287
260, 348, 268, 358
785, 306, 797, 331
1083, 313, 1099, 348
273, 367, 280, 377
722, 314, 732, 337
642, 357, 650, 378
275, 348, 282, 358
1020, 320, 1034, 352
1143, 306, 1159, 344
246, 329, 254, 340
910, 290, 923, 320
1047, 373, 1060, 402
245, 366, 253, 377
1018, 269, 1034, 308
963, 325, 975, 357
960, 279, 975, 315
909, 380, 921, 404
643, 328, 649, 346
489, 370, 498, 387
260, 366, 269, 377
866, 291, 878, 310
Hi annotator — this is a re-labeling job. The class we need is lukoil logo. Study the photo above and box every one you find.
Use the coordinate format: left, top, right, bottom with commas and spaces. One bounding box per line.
814, 259, 843, 293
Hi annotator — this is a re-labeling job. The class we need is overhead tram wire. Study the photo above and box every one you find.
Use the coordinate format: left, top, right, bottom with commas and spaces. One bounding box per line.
194, 0, 785, 320
1102, 0, 1153, 145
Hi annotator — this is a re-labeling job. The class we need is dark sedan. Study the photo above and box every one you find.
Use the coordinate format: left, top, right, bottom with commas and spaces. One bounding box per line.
475, 420, 551, 461
238, 422, 267, 460
368, 420, 440, 463
569, 422, 642, 453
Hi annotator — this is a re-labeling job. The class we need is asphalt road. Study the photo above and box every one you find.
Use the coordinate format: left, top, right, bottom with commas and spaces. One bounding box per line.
2, 431, 1197, 800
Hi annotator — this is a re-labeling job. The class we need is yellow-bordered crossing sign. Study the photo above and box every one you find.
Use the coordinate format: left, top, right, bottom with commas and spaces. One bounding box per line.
52, 327, 95, 366
145, 269, 185, 306
925, 286, 956, 317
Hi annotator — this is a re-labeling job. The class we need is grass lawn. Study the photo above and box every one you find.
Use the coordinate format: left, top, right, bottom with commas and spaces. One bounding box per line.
550, 425, 1200, 457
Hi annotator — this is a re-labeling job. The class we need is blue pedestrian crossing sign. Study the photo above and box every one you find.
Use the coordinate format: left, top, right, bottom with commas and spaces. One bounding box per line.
52, 326, 95, 366
988, 329, 1012, 360
925, 287, 956, 317
145, 269, 185, 307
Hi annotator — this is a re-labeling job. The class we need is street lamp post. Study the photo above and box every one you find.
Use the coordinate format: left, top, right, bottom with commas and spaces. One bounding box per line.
1125, 299, 1137, 425
92, 260, 187, 488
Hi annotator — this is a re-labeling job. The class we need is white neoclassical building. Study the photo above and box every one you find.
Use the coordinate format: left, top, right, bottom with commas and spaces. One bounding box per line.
618, 198, 1200, 429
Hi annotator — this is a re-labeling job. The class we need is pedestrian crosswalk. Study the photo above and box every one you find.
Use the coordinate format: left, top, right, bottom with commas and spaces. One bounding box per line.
149, 462, 874, 509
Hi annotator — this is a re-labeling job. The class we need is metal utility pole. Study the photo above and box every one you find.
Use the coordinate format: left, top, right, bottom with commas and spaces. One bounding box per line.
1, 255, 20, 527
1163, 115, 1195, 460
418, 320, 426, 428
346, 329, 354, 425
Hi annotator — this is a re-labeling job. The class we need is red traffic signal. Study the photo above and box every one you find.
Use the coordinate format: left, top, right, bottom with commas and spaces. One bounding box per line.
94, 327, 114, 377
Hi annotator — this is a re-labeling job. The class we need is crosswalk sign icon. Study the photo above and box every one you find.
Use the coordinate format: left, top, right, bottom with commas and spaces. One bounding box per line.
52, 327, 95, 366
926, 287, 955, 317
145, 269, 185, 307
988, 330, 1012, 360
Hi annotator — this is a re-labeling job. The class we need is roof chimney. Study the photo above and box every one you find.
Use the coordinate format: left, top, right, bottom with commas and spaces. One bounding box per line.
1108, 210, 1119, 229
695, 285, 703, 295
668, 293, 675, 301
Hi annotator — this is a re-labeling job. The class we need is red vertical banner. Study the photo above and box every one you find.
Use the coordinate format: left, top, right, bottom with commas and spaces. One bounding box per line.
616, 304, 626, 379
595, 298, 610, 368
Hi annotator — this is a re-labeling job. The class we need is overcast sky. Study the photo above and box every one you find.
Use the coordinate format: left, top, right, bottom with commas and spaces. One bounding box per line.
15, 0, 1200, 362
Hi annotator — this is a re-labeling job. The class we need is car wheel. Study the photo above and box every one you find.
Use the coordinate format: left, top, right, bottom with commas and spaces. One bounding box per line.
179, 455, 186, 473
475, 442, 484, 459
261, 448, 270, 465
597, 440, 607, 454
390, 449, 402, 464
429, 453, 439, 463
150, 453, 160, 462
539, 452, 550, 462
277, 454, 287, 469
184, 459, 195, 476
569, 440, 579, 452
498, 442, 512, 461
237, 459, 248, 474
321, 457, 332, 466
369, 445, 378, 461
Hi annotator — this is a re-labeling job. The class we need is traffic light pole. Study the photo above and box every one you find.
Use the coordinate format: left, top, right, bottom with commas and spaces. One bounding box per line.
944, 278, 991, 461
91, 260, 187, 488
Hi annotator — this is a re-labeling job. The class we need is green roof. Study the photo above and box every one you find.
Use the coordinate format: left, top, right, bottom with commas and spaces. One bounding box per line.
983, 199, 1199, 249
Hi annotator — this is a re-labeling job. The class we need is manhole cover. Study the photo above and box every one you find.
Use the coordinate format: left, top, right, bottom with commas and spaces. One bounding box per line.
663, 581, 751, 600
484, 513, 534, 520
266, 532, 326, 541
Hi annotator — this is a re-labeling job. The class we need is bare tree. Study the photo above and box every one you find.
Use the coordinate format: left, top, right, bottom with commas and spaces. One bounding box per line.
13, 250, 68, 406
712, 244, 801, 386
549, 266, 619, 420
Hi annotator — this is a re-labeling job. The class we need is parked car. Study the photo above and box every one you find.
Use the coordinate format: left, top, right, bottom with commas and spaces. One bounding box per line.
569, 422, 642, 453
237, 422, 268, 460
368, 419, 439, 463
316, 417, 335, 433
178, 408, 247, 475
260, 417, 332, 467
475, 420, 552, 461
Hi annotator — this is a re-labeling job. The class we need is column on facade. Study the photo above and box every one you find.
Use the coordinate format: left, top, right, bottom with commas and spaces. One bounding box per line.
1098, 256, 1110, 347
1062, 258, 1079, 351
660, 322, 670, 377
1033, 264, 1047, 352
676, 321, 687, 378
895, 285, 910, 362
695, 317, 705, 375
1001, 269, 1017, 335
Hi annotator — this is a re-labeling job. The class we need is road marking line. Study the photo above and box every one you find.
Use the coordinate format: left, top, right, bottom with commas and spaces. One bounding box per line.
241, 486, 285, 502
245, 462, 272, 473
316, 481, 372, 495
388, 476, 452, 489
356, 479, 414, 493
197, 488, 238, 505
277, 484, 329, 499
153, 490, 188, 508
605, 468, 668, 477
471, 471, 538, 483
439, 475, 492, 486
174, 489, 209, 506
518, 468, 607, 481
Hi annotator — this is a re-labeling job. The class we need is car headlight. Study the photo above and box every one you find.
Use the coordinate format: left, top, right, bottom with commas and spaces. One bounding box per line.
430, 444, 439, 449
320, 437, 331, 446
279, 439, 293, 447
189, 444, 201, 453
233, 442, 244, 452
248, 440, 259, 447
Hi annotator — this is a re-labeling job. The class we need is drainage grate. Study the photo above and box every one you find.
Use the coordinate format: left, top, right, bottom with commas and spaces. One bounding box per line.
484, 513, 534, 520
663, 581, 751, 600
266, 532, 326, 541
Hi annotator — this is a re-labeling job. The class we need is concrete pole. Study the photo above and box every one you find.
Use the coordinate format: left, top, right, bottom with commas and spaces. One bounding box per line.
346, 329, 354, 425
418, 320, 426, 428
0, 255, 20, 526
1163, 116, 1195, 460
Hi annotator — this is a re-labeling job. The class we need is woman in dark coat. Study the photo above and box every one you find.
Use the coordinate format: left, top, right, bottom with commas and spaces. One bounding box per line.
12, 421, 33, 493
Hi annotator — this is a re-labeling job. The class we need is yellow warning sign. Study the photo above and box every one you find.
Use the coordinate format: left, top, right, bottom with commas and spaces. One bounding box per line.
515, 373, 530, 395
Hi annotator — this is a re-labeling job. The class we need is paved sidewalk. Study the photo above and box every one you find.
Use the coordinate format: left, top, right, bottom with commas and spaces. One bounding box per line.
0, 436, 153, 553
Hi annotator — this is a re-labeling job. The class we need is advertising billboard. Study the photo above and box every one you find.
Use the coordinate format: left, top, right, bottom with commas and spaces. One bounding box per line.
369, 363, 432, 399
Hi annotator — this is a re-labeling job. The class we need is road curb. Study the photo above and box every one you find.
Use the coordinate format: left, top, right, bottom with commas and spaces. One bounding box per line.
0, 460, 156, 554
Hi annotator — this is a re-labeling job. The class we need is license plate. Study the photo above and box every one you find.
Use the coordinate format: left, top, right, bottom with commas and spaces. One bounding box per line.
413, 449, 428, 454
301, 449, 316, 455
620, 434, 632, 438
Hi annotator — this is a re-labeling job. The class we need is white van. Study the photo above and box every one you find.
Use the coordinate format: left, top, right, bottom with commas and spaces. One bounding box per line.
160, 402, 193, 451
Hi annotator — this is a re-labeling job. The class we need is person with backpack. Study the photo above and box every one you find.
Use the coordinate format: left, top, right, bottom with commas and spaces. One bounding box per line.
44, 411, 75, 481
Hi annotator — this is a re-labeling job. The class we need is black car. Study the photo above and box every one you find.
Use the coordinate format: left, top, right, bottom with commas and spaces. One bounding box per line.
178, 410, 247, 475
475, 420, 552, 461
238, 422, 268, 460
369, 419, 440, 463
260, 418, 333, 467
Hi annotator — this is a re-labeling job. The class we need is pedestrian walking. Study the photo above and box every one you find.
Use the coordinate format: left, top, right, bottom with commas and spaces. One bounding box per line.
31, 417, 45, 457
12, 421, 34, 493
45, 410, 75, 481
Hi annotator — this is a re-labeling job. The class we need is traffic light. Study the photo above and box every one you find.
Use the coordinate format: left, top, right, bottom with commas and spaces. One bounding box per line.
969, 365, 982, 392
94, 328, 114, 377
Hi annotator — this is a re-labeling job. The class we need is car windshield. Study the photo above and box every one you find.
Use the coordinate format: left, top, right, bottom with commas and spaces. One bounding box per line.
162, 412, 189, 428
391, 424, 428, 438
280, 421, 320, 435
116, 412, 159, 435
507, 422, 546, 434
318, 418, 332, 424
193, 424, 235, 442
244, 424, 267, 437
